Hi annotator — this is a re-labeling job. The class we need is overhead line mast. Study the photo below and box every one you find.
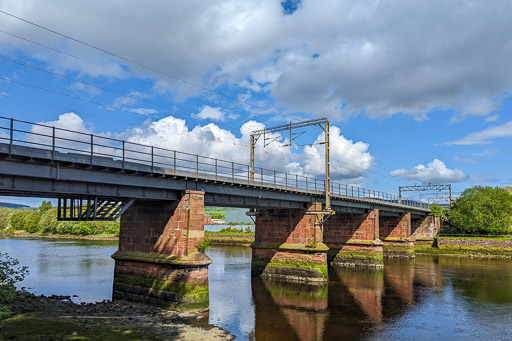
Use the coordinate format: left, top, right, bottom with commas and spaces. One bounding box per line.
250, 118, 333, 212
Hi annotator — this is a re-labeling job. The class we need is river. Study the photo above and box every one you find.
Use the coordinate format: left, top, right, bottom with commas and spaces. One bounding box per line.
1, 237, 512, 340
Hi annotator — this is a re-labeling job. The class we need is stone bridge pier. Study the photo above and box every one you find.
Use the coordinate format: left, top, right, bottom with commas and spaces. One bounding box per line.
323, 209, 384, 268
412, 215, 441, 247
251, 202, 329, 284
111, 190, 211, 310
379, 213, 415, 258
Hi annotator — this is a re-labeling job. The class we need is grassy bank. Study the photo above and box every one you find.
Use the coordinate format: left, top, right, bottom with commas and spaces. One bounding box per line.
1, 231, 119, 241
415, 236, 512, 258
205, 231, 254, 246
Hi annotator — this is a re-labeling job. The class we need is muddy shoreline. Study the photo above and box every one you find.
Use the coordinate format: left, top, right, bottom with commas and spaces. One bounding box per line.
1, 291, 234, 340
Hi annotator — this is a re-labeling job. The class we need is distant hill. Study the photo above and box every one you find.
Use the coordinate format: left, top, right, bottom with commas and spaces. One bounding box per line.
0, 202, 30, 209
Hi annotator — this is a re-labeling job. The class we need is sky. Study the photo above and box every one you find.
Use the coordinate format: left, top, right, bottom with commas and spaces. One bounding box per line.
0, 0, 511, 207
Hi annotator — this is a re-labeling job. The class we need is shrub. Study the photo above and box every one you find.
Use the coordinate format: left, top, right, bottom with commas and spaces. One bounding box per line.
0, 252, 29, 319
196, 238, 211, 253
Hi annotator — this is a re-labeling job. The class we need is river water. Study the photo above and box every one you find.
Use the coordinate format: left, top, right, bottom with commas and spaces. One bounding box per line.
1, 237, 512, 340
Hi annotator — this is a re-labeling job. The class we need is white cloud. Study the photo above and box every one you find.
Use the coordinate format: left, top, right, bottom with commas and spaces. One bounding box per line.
454, 156, 476, 164
444, 121, 512, 145
485, 114, 500, 123
112, 91, 151, 108
301, 126, 373, 179
191, 106, 238, 121
30, 112, 93, 152
128, 108, 159, 116
472, 148, 498, 158
3, 1, 512, 120
390, 159, 466, 183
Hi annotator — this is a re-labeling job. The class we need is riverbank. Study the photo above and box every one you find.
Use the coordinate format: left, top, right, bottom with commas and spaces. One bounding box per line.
205, 231, 255, 246
415, 236, 512, 259
0, 231, 119, 240
0, 291, 234, 341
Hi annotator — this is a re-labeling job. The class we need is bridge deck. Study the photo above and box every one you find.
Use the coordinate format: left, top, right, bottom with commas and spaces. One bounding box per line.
0, 142, 430, 215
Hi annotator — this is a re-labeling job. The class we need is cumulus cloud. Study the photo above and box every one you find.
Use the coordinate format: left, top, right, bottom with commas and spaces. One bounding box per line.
301, 126, 373, 179
2, 1, 512, 120
30, 113, 374, 181
390, 159, 466, 183
444, 121, 512, 145
30, 112, 93, 151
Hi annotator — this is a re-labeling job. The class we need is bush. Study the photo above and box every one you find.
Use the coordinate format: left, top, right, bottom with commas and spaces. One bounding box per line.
196, 238, 211, 253
448, 186, 512, 235
0, 252, 29, 319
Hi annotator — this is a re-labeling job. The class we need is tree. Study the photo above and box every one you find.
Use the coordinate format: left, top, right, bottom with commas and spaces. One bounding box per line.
430, 203, 447, 219
6, 210, 30, 232
0, 208, 11, 232
449, 186, 512, 235
38, 200, 52, 215
37, 207, 59, 234
24, 212, 41, 233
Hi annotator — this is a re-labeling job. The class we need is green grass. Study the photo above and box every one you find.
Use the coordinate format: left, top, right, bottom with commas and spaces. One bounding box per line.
437, 236, 512, 241
205, 230, 254, 235
0, 314, 158, 340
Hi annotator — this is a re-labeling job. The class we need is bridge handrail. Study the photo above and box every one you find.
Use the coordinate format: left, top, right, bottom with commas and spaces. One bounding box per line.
0, 116, 430, 210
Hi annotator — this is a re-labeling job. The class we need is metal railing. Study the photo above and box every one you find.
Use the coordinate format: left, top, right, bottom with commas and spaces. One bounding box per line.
0, 116, 430, 209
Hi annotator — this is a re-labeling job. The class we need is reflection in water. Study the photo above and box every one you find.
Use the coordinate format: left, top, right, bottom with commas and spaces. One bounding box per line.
2, 238, 512, 340
206, 247, 255, 339
331, 267, 384, 324
259, 279, 328, 341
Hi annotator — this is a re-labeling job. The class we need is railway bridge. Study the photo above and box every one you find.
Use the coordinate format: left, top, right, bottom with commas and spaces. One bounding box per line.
0, 117, 439, 309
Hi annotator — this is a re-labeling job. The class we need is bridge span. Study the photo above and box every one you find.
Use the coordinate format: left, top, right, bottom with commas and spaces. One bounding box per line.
0, 117, 439, 310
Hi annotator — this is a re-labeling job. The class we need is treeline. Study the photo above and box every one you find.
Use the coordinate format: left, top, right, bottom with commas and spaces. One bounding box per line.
0, 201, 120, 236
436, 186, 512, 236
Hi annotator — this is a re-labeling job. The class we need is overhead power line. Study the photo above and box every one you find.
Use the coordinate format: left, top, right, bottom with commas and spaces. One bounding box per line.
0, 9, 403, 184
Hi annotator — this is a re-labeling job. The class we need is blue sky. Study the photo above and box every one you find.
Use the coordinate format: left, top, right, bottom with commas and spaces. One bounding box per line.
0, 0, 511, 206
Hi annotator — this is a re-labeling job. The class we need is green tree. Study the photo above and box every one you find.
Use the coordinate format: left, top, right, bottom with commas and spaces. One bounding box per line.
37, 207, 59, 234
6, 210, 30, 232
430, 203, 448, 220
23, 212, 41, 233
38, 200, 52, 215
0, 208, 12, 231
449, 186, 512, 235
